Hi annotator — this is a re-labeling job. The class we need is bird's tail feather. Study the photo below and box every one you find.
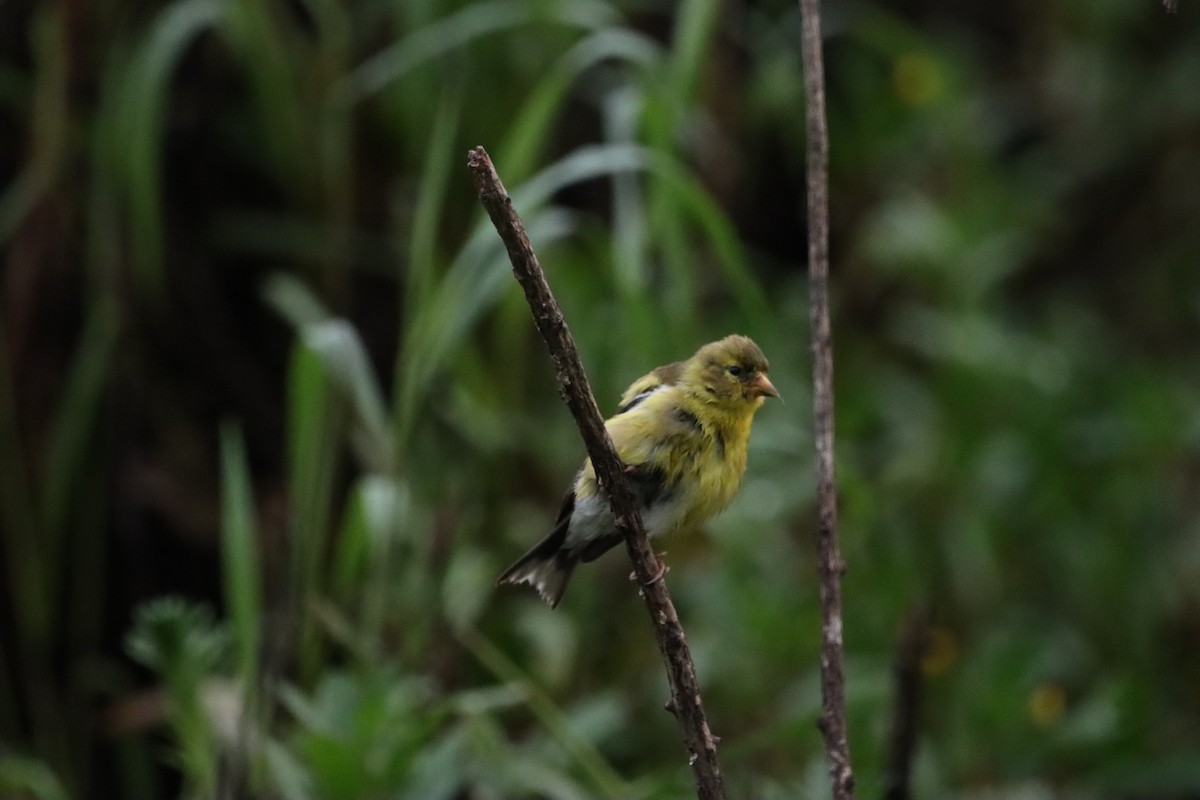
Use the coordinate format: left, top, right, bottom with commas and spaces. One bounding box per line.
496, 529, 576, 609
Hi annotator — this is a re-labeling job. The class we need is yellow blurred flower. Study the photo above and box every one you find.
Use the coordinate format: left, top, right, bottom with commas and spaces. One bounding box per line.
1029, 682, 1068, 727
893, 52, 944, 107
920, 625, 960, 676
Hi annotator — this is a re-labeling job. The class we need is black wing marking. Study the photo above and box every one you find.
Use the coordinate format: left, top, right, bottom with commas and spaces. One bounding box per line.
579, 533, 623, 563
552, 489, 575, 530
627, 461, 672, 509
616, 387, 658, 414
673, 407, 702, 433
551, 491, 578, 572
616, 361, 685, 414
578, 462, 673, 564
496, 490, 575, 584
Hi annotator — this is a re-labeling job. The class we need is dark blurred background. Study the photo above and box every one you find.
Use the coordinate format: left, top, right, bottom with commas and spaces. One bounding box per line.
2, 0, 1199, 797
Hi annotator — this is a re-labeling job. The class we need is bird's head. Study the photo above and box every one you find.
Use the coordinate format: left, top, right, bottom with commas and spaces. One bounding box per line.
685, 335, 780, 407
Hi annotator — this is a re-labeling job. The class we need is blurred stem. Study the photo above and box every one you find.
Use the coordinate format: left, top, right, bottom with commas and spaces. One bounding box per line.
0, 309, 68, 771
40, 300, 119, 597
0, 311, 37, 740
314, 1, 354, 304
55, 302, 119, 790
882, 609, 929, 800
224, 0, 311, 203
64, 476, 109, 787
117, 0, 224, 297
0, 5, 68, 245
405, 77, 463, 320
393, 79, 465, 448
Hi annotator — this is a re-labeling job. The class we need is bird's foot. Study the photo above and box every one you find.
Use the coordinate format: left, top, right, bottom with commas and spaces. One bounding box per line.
630, 552, 670, 586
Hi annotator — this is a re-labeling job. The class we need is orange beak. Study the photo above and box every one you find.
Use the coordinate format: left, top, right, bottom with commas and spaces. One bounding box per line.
751, 372, 781, 399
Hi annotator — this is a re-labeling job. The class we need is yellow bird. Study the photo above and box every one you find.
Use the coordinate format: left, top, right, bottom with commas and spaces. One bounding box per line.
497, 335, 779, 607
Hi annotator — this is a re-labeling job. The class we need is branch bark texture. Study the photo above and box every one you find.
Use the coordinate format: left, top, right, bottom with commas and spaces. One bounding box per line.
467, 146, 727, 800
798, 0, 856, 797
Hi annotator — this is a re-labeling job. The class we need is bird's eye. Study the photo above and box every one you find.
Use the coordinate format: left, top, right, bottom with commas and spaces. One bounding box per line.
727, 365, 745, 378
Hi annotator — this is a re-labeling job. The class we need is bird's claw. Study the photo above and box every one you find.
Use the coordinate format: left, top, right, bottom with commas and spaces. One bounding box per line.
629, 552, 670, 586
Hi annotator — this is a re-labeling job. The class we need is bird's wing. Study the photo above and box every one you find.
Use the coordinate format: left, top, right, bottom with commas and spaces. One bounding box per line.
616, 360, 684, 414
575, 460, 671, 563
570, 389, 698, 562
606, 388, 700, 496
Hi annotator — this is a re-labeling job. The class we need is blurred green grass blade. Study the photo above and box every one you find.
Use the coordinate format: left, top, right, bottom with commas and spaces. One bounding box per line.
0, 316, 41, 741
353, 474, 411, 650
286, 340, 343, 683
222, 0, 315, 205
301, 319, 393, 472
395, 143, 655, 440
510, 143, 650, 209
652, 188, 701, 341
39, 299, 118, 586
531, 144, 769, 330
264, 738, 315, 800
653, 157, 772, 320
218, 421, 262, 688
0, 312, 45, 640
263, 271, 333, 330
406, 78, 464, 317
394, 208, 577, 443
0, 752, 69, 800
86, 45, 128, 291
0, 5, 68, 247
0, 314, 70, 779
330, 481, 370, 603
458, 628, 630, 799
440, 547, 493, 634
328, 475, 410, 624
115, 0, 224, 296
50, 301, 119, 777
667, 0, 719, 100
309, 3, 355, 299
267, 274, 393, 472
499, 27, 662, 183
344, 0, 619, 99
603, 87, 648, 296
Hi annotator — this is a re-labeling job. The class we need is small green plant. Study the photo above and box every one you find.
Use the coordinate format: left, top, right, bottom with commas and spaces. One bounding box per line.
126, 598, 232, 798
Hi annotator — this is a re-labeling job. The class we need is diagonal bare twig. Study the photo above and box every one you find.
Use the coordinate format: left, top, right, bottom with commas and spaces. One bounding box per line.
798, 0, 856, 796
468, 146, 727, 800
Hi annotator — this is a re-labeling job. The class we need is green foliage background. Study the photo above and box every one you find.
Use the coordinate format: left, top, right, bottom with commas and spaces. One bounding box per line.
2, 0, 1199, 797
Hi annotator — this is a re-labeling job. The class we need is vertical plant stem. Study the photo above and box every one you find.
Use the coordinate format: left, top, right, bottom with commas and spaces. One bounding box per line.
883, 609, 929, 800
798, 0, 856, 797
467, 146, 727, 800
0, 310, 66, 771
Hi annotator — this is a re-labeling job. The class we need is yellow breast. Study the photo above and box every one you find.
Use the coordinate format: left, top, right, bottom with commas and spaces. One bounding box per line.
589, 387, 756, 535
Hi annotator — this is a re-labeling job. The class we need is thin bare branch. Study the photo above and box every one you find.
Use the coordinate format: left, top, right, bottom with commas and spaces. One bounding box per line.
468, 146, 727, 800
798, 0, 856, 796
